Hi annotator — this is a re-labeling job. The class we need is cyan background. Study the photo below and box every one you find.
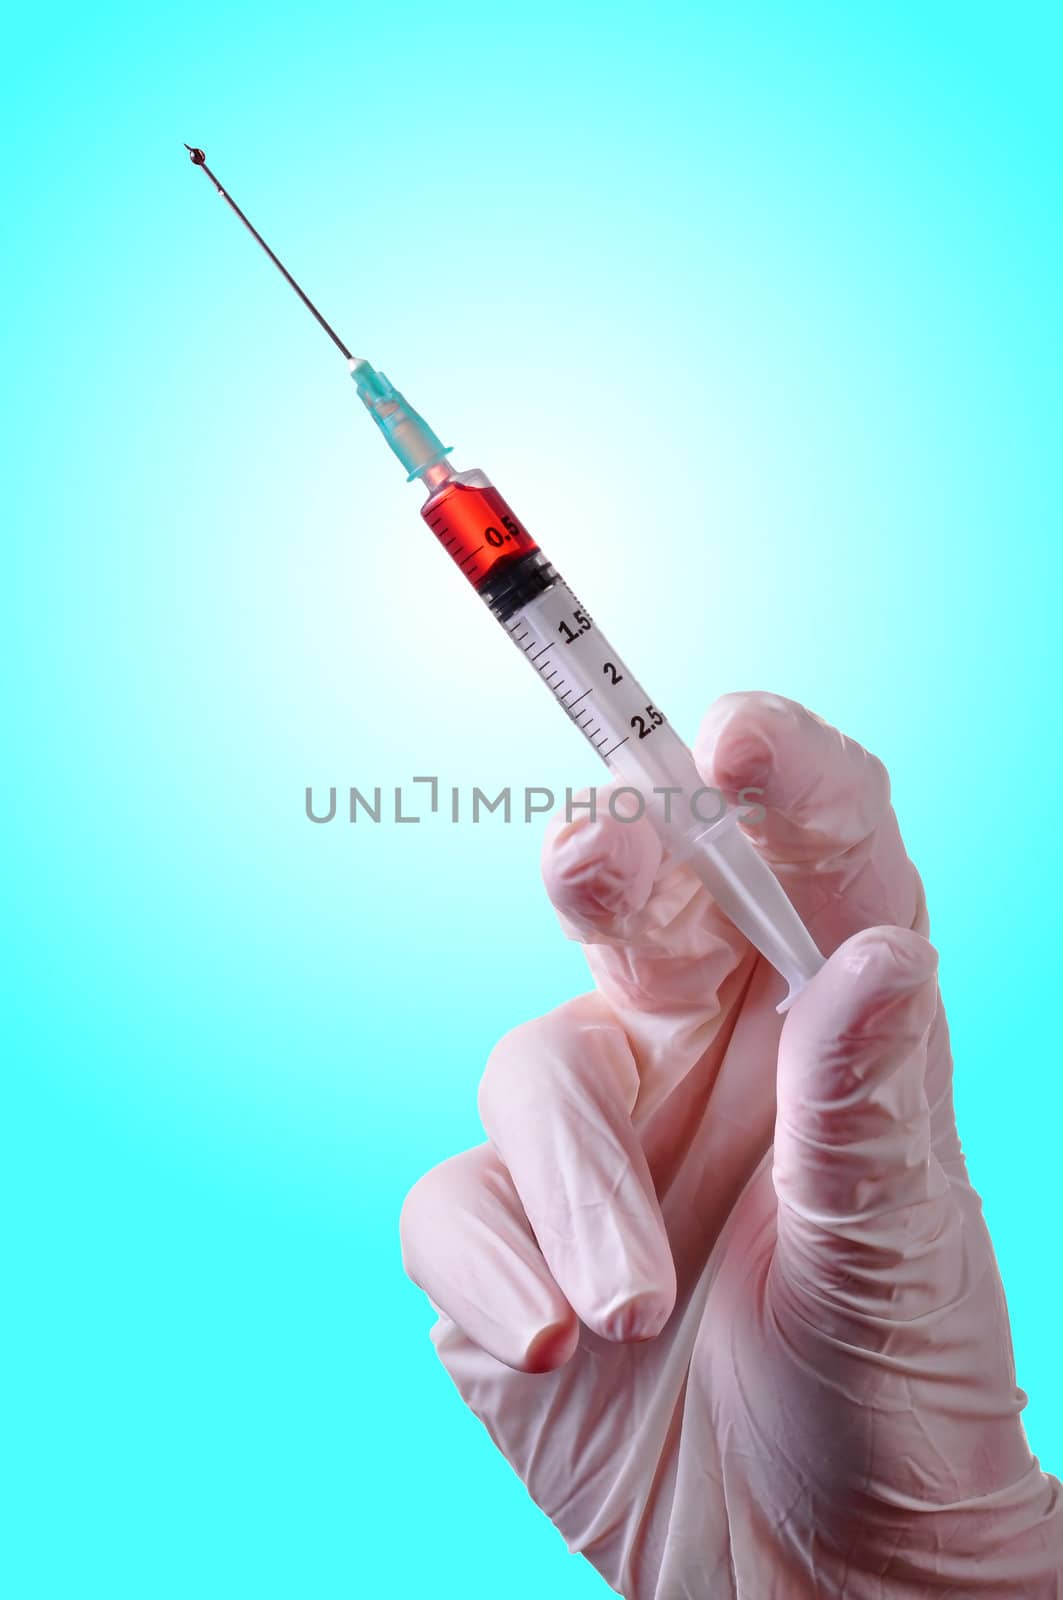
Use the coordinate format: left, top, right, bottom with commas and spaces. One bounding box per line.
5, 3, 1061, 1594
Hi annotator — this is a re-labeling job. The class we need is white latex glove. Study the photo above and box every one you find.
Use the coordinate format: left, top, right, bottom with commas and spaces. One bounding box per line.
401, 693, 1063, 1598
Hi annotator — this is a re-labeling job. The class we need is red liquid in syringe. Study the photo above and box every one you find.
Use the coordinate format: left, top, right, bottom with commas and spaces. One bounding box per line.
421, 480, 539, 592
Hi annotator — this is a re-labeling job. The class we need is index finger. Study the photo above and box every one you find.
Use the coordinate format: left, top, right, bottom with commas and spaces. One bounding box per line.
693, 692, 927, 949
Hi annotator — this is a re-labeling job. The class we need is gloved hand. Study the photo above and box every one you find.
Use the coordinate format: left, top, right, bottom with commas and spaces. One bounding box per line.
401, 693, 1063, 1598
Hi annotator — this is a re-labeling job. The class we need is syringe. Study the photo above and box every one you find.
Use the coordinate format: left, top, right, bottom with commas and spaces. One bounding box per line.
186, 146, 823, 1007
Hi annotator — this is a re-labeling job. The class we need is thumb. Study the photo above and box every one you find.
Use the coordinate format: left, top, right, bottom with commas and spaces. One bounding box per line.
772, 926, 952, 1323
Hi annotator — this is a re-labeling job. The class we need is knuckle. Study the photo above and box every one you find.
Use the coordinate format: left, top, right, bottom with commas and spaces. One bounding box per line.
478, 997, 634, 1138
399, 1163, 444, 1252
477, 1013, 563, 1125
399, 1147, 493, 1278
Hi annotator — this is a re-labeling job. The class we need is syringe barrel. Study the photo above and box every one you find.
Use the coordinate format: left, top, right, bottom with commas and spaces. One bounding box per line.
494, 566, 823, 1007
417, 465, 824, 1007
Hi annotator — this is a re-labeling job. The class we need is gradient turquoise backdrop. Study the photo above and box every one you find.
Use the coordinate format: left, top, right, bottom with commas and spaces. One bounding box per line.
5, 3, 1061, 1594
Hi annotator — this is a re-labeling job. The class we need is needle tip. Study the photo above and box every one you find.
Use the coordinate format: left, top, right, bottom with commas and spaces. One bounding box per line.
184, 144, 207, 165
